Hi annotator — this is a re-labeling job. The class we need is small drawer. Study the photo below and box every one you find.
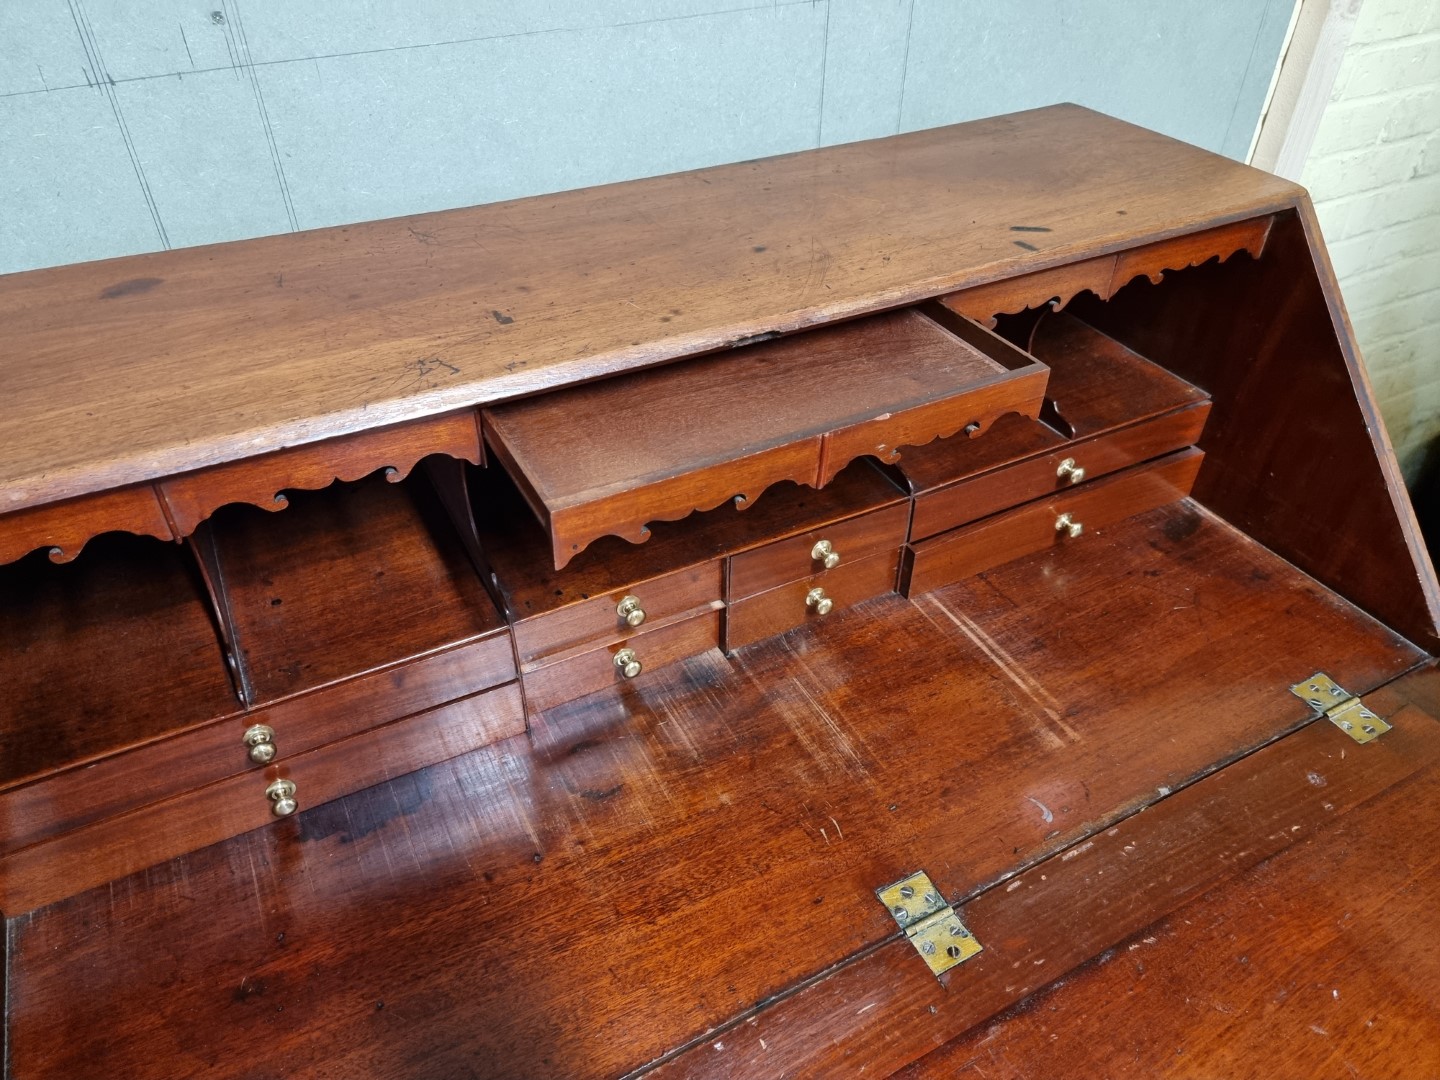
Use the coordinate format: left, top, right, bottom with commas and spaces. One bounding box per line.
513, 559, 723, 665
727, 501, 909, 601
904, 448, 1203, 596
911, 402, 1210, 540
521, 606, 723, 714
724, 549, 900, 652
0, 681, 526, 913
0, 634, 515, 857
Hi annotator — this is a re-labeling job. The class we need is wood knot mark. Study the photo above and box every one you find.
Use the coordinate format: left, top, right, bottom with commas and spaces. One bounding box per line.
580, 783, 624, 802
100, 277, 163, 299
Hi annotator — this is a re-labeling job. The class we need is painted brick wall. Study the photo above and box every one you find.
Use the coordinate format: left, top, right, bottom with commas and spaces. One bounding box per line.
1303, 0, 1440, 484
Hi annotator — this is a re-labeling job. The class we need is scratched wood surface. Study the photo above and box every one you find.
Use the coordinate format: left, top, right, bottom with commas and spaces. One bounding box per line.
4, 504, 1421, 1080
898, 713, 1440, 1078
0, 105, 1302, 517
1073, 209, 1440, 650
650, 669, 1440, 1078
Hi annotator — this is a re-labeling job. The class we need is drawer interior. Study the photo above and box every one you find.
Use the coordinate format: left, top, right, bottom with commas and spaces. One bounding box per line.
893, 306, 1210, 496
195, 468, 507, 706
482, 306, 1047, 569
0, 534, 240, 788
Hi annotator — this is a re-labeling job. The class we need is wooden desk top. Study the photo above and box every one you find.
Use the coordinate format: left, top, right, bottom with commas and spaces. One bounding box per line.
0, 104, 1299, 516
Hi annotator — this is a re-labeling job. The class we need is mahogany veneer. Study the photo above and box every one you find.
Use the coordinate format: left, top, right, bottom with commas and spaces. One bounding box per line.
483, 307, 1044, 568
3, 105, 1439, 1079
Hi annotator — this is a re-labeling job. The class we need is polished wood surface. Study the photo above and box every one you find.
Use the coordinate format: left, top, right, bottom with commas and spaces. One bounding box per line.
4, 504, 1420, 1079
727, 501, 908, 601
0, 535, 238, 789
0, 105, 1302, 519
0, 637, 515, 857
1074, 208, 1440, 650
472, 457, 904, 661
723, 548, 900, 652
896, 309, 1208, 496
899, 685, 1440, 1079
201, 471, 503, 704
673, 671, 1440, 1079
484, 308, 1040, 567
0, 682, 526, 914
904, 448, 1203, 595
941, 217, 1273, 328
911, 404, 1208, 539
520, 606, 723, 714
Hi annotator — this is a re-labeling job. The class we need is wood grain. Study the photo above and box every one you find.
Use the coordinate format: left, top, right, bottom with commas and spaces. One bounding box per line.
470, 455, 904, 656
1073, 206, 1440, 650
0, 682, 525, 914
3, 505, 1420, 1080
0, 482, 172, 566
0, 106, 1302, 520
727, 501, 908, 601
158, 409, 482, 537
483, 308, 1039, 567
658, 674, 1440, 1079
899, 694, 1440, 1079
722, 548, 900, 652
200, 471, 504, 704
0, 636, 514, 857
520, 606, 724, 714
0, 534, 239, 790
905, 449, 1203, 595
910, 404, 1208, 540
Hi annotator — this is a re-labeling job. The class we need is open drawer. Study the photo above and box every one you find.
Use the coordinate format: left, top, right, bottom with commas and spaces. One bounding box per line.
894, 307, 1211, 540
482, 307, 1047, 569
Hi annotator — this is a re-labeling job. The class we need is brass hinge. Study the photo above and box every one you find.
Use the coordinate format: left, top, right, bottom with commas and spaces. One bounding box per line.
1291, 672, 1391, 744
876, 871, 982, 978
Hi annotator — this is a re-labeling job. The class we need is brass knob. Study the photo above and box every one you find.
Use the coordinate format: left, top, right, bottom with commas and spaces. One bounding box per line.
1055, 512, 1084, 538
616, 595, 646, 627
806, 587, 834, 616
810, 539, 841, 569
1056, 458, 1086, 485
265, 778, 297, 818
614, 648, 642, 679
242, 723, 276, 764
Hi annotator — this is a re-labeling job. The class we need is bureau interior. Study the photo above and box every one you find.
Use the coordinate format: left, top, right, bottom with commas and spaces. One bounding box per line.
0, 533, 239, 789
0, 466, 514, 861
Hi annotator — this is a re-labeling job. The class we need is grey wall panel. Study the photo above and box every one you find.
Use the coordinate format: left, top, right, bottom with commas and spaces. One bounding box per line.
0, 5, 91, 95
233, 0, 804, 64
0, 0, 1297, 276
78, 0, 239, 81
820, 0, 914, 145
261, 3, 828, 231
901, 0, 1294, 161
0, 85, 160, 271
116, 69, 293, 248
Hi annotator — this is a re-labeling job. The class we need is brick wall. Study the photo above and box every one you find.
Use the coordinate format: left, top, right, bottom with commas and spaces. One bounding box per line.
1302, 0, 1440, 485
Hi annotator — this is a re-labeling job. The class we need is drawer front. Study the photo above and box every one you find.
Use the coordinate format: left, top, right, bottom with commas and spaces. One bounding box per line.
911, 403, 1210, 540
0, 682, 525, 914
513, 559, 722, 665
0, 632, 515, 856
724, 549, 900, 652
727, 501, 909, 601
904, 448, 1204, 596
521, 606, 723, 714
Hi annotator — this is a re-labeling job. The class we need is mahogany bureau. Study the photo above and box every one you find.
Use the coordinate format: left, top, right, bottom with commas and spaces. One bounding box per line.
1, 104, 1437, 1078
